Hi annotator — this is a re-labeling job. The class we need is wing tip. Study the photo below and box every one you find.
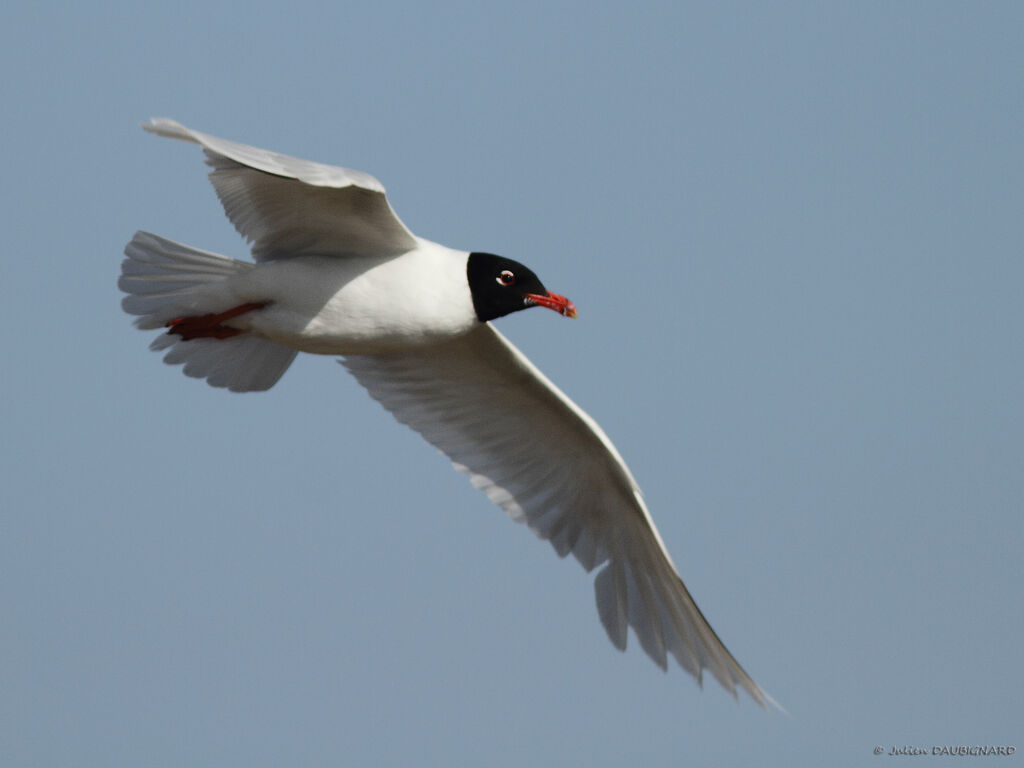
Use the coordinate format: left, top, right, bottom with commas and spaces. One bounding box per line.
726, 666, 785, 713
756, 687, 789, 715
141, 117, 196, 144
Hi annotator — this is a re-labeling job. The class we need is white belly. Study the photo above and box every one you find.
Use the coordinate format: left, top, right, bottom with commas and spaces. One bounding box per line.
223, 243, 477, 355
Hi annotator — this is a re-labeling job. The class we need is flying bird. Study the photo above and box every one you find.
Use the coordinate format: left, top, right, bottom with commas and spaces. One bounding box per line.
120, 119, 771, 707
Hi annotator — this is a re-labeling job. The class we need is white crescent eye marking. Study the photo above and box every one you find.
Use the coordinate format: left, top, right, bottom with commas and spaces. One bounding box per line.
497, 270, 516, 286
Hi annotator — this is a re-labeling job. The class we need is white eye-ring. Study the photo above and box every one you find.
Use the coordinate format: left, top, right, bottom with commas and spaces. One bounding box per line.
497, 270, 516, 286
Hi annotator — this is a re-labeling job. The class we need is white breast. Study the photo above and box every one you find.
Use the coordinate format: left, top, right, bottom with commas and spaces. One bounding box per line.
230, 239, 478, 355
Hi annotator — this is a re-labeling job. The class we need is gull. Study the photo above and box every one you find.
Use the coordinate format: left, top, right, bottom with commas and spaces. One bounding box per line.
119, 119, 771, 706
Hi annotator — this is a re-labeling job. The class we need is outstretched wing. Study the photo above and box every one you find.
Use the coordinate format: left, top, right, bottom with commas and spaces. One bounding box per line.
144, 118, 418, 261
342, 323, 770, 706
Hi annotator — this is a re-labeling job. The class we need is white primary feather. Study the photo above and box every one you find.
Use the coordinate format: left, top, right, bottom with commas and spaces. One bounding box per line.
342, 323, 771, 707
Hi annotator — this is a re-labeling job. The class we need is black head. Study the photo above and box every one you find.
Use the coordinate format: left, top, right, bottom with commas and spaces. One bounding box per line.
466, 252, 577, 322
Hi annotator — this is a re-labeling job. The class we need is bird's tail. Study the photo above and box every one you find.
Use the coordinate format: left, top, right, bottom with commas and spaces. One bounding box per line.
119, 231, 297, 392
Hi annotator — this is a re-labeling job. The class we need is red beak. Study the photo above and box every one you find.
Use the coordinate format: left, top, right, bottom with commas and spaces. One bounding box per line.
525, 291, 578, 318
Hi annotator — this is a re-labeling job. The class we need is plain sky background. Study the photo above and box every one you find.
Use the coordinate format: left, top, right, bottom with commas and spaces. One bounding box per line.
2, 1, 1021, 766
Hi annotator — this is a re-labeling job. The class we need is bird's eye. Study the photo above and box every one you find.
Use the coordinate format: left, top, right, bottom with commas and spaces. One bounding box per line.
497, 270, 516, 286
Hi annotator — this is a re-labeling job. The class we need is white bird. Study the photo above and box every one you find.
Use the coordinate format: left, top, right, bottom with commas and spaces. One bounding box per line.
120, 118, 771, 707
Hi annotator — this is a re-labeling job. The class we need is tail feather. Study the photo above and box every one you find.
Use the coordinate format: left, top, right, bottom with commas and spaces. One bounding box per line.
120, 231, 251, 327
120, 231, 296, 392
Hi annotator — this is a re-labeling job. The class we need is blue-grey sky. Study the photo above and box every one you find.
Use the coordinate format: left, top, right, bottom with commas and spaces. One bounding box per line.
2, 2, 1021, 766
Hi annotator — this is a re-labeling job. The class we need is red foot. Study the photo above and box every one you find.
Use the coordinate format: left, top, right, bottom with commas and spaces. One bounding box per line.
166, 301, 269, 341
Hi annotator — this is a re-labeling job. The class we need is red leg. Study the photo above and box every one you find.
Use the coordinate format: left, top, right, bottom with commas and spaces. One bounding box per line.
166, 301, 269, 341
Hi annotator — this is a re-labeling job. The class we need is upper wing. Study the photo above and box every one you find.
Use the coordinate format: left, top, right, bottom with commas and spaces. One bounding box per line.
342, 323, 770, 706
144, 118, 418, 261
